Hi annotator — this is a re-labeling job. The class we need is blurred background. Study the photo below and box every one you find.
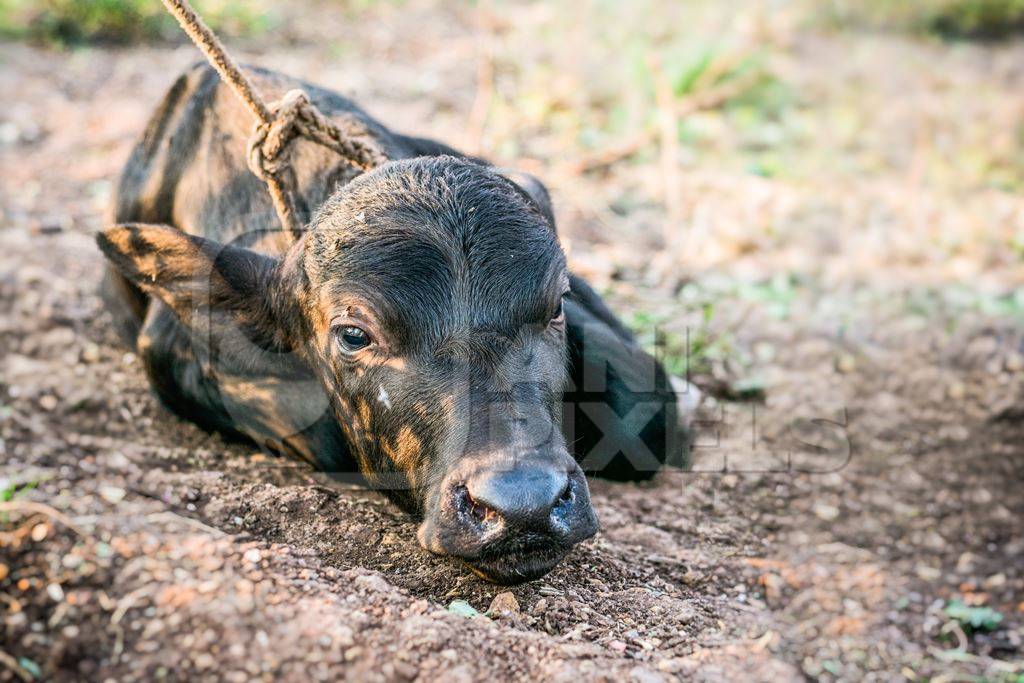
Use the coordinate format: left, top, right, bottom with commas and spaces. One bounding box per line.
0, 1, 1022, 681
3, 0, 1024, 386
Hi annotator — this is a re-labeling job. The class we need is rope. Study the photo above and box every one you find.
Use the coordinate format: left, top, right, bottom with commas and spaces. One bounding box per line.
245, 89, 385, 183
159, 0, 385, 238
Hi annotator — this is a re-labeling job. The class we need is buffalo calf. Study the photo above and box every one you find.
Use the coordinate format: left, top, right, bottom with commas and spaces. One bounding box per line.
98, 64, 693, 583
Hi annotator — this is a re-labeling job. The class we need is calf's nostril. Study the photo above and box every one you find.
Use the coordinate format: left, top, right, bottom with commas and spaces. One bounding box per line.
462, 466, 574, 530
556, 479, 574, 507
454, 484, 499, 525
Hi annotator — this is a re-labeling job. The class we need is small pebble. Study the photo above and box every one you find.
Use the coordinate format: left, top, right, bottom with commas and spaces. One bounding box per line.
488, 591, 520, 615
393, 661, 418, 680
835, 354, 856, 374
983, 573, 1006, 589
447, 600, 480, 618
657, 658, 683, 673
82, 344, 101, 363
813, 503, 840, 521
99, 486, 126, 504
1006, 353, 1024, 373
955, 552, 977, 574
948, 381, 966, 400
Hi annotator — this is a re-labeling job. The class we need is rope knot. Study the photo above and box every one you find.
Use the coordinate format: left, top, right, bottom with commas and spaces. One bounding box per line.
246, 89, 310, 182
161, 0, 388, 239
247, 89, 386, 184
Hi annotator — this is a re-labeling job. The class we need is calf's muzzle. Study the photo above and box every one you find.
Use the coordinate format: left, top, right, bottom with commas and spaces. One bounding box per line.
418, 453, 598, 584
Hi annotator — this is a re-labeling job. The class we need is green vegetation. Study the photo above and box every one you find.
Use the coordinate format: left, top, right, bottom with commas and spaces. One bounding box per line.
626, 290, 766, 401
0, 0, 275, 45
480, 1, 796, 178
944, 599, 1004, 633
815, 0, 1024, 39
629, 274, 802, 377
905, 285, 1024, 322
0, 477, 38, 502
637, 43, 793, 165
0, 476, 40, 524
663, 45, 783, 110
625, 308, 716, 380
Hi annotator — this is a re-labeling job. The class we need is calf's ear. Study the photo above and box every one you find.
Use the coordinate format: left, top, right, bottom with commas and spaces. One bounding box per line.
96, 223, 293, 351
497, 169, 557, 232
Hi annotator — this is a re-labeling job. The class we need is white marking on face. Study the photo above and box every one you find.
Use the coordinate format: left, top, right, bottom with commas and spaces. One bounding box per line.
377, 385, 392, 410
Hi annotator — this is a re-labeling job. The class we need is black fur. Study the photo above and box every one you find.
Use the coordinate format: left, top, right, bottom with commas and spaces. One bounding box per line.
99, 64, 689, 539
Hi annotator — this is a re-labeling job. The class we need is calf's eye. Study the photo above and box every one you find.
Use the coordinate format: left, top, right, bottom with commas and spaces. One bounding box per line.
549, 298, 565, 327
336, 325, 371, 353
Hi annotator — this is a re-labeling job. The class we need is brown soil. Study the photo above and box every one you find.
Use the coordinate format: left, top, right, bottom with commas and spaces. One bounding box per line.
1, 2, 1023, 680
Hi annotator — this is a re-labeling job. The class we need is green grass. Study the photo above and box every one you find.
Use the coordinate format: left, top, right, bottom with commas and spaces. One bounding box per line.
0, 476, 40, 524
0, 477, 37, 502
815, 0, 1024, 39
626, 306, 716, 378
944, 599, 1004, 633
0, 0, 276, 46
625, 291, 766, 401
651, 44, 792, 149
905, 284, 1024, 321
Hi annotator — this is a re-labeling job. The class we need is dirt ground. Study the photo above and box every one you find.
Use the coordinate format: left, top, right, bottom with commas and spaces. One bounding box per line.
2, 1, 1023, 681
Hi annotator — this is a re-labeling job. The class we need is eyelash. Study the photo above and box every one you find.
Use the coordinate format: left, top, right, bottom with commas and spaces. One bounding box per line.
549, 297, 566, 326
334, 325, 372, 354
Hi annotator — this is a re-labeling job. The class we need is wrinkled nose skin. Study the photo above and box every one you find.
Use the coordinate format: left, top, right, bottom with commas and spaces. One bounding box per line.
417, 459, 599, 584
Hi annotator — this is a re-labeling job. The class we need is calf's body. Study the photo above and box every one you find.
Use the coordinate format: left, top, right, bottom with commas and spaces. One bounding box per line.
99, 64, 690, 583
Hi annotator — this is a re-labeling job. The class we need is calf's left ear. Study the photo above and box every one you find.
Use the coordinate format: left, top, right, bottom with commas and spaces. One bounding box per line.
96, 223, 291, 350
497, 169, 557, 231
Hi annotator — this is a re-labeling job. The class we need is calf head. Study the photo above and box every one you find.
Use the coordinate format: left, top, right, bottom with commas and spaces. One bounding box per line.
99, 156, 598, 583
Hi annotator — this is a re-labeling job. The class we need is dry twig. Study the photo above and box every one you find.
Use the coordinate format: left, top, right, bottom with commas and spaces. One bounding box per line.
0, 501, 85, 537
564, 68, 763, 176
464, 0, 496, 155
648, 54, 684, 243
